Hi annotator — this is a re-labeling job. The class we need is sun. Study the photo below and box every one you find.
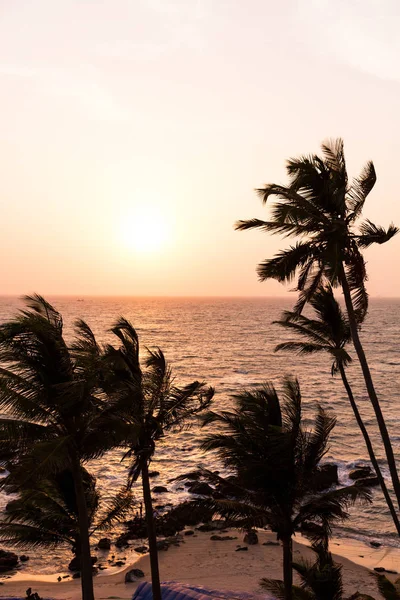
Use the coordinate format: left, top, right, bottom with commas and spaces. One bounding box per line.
119, 207, 169, 254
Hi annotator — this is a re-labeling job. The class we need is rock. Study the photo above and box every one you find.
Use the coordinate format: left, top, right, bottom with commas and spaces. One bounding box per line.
0, 550, 19, 572
263, 541, 279, 546
20, 555, 29, 562
370, 541, 381, 548
184, 530, 195, 536
57, 576, 62, 582
188, 482, 214, 496
181, 472, 200, 481
373, 567, 385, 572
125, 568, 145, 583
72, 572, 81, 579
210, 535, 237, 541
355, 477, 379, 487
156, 540, 170, 551
68, 555, 97, 572
115, 534, 130, 548
148, 471, 160, 478
349, 467, 373, 480
244, 530, 258, 545
235, 546, 248, 552
158, 501, 214, 534
134, 546, 148, 554
313, 464, 338, 491
153, 486, 168, 493
97, 538, 111, 550
114, 561, 125, 567
176, 487, 184, 491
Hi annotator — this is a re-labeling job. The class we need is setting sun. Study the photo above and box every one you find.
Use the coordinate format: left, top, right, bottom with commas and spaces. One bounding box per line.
119, 207, 170, 254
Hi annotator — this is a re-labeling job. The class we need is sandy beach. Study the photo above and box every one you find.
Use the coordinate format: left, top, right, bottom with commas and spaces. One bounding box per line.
1, 529, 397, 600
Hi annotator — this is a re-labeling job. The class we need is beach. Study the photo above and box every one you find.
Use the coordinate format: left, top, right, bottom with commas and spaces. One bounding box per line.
0, 529, 396, 600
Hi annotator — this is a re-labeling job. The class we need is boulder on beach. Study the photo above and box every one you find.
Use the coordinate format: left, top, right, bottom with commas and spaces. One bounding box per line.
97, 538, 111, 550
243, 530, 258, 545
148, 471, 160, 478
125, 568, 145, 583
153, 486, 168, 493
68, 555, 97, 572
0, 549, 18, 572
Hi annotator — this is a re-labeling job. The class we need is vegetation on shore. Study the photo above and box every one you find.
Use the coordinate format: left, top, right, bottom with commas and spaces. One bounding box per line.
0, 138, 398, 600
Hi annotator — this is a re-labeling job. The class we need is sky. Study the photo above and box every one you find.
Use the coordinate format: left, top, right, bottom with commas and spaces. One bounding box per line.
1, 0, 400, 297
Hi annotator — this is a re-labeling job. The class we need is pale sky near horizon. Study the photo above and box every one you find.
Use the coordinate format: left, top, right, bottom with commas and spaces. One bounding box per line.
1, 0, 400, 297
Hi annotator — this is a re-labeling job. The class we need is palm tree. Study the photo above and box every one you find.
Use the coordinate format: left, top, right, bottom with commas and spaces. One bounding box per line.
273, 285, 400, 537
373, 573, 400, 599
0, 467, 133, 564
235, 138, 400, 509
262, 538, 344, 600
82, 318, 214, 600
0, 295, 124, 600
196, 377, 370, 600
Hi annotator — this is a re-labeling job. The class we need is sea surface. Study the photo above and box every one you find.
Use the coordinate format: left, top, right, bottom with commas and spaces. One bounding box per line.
0, 295, 399, 576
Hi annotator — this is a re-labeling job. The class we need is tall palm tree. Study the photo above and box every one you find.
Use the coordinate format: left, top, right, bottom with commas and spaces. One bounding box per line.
235, 138, 400, 509
79, 318, 214, 600
273, 285, 400, 536
196, 377, 370, 600
0, 467, 133, 563
0, 296, 124, 600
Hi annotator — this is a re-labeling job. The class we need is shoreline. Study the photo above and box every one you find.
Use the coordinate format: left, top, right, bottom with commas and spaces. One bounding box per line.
1, 530, 398, 600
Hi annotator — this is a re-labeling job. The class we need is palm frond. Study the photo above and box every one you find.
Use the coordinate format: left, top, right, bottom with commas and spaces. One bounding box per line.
357, 220, 399, 248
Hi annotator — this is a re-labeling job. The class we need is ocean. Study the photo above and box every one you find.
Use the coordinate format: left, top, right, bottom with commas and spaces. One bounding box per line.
0, 295, 399, 576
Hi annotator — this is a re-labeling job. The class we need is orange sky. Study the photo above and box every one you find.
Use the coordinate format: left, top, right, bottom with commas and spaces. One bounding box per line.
1, 0, 400, 297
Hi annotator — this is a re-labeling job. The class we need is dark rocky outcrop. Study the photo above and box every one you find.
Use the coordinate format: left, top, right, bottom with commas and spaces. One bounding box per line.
153, 486, 168, 493
370, 541, 381, 548
20, 555, 29, 562
134, 546, 148, 554
0, 550, 18, 572
68, 555, 97, 572
97, 538, 111, 550
349, 467, 373, 480
187, 482, 214, 496
244, 530, 258, 545
313, 464, 338, 490
148, 471, 160, 478
235, 546, 248, 552
210, 535, 237, 541
125, 568, 145, 583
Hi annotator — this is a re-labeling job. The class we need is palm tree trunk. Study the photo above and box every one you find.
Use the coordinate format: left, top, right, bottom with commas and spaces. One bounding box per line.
338, 363, 400, 535
141, 458, 162, 600
340, 264, 400, 511
282, 535, 293, 600
71, 455, 94, 600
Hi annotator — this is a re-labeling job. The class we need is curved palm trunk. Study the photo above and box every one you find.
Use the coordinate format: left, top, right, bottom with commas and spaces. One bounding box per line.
71, 455, 94, 600
282, 535, 293, 600
141, 458, 162, 600
338, 364, 400, 535
340, 265, 400, 511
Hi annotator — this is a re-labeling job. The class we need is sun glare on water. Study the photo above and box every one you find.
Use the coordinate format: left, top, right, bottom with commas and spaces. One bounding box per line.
119, 207, 170, 254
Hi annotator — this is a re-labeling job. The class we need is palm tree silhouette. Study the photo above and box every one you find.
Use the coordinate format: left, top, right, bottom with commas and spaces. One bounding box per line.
235, 138, 400, 509
262, 538, 344, 600
0, 467, 133, 562
273, 284, 400, 536
197, 377, 370, 600
0, 296, 124, 600
97, 318, 214, 600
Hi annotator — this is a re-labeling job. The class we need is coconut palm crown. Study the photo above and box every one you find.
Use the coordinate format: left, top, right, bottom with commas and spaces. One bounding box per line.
194, 377, 370, 600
